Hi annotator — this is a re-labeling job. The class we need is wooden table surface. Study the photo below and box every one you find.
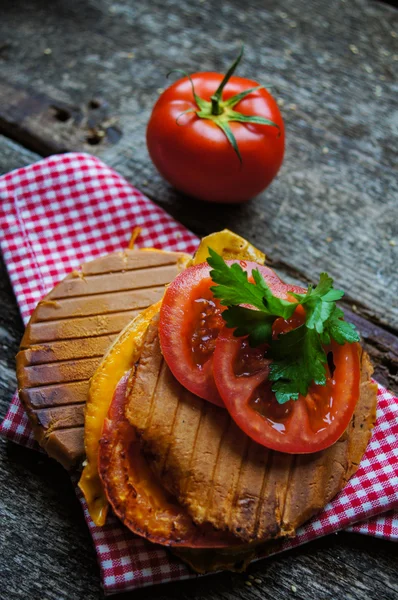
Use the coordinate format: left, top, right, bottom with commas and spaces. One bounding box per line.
0, 1, 397, 599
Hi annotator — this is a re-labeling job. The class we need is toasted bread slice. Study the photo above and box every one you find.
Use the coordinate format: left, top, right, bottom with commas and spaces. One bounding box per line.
126, 315, 377, 544
16, 249, 189, 469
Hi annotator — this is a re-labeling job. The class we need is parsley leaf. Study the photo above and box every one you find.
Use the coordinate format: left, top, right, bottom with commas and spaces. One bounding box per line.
320, 305, 360, 345
268, 326, 327, 404
291, 273, 344, 334
252, 270, 297, 319
222, 306, 275, 347
207, 247, 265, 310
206, 250, 360, 404
208, 247, 297, 346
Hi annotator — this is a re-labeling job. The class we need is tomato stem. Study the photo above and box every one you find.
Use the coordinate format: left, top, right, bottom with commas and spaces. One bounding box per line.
210, 45, 244, 114
210, 95, 223, 116
171, 45, 280, 164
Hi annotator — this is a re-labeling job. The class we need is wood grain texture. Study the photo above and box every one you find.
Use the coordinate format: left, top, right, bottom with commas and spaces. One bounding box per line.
1, 147, 397, 600
0, 0, 398, 599
0, 133, 40, 173
0, 0, 397, 328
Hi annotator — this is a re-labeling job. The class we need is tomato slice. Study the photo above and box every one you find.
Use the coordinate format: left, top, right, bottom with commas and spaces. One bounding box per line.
213, 325, 361, 453
159, 260, 291, 405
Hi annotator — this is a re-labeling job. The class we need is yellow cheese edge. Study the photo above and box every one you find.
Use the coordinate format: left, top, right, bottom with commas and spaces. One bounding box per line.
78, 301, 161, 525
189, 229, 265, 266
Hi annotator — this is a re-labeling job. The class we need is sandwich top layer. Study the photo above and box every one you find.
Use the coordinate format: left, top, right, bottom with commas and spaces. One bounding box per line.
126, 314, 377, 544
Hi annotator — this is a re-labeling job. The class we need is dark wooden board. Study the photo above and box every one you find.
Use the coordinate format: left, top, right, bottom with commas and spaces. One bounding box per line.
0, 130, 397, 600
0, 0, 397, 329
1, 1, 398, 599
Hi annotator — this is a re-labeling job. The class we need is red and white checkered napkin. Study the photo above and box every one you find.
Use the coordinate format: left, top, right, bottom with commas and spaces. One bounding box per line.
0, 153, 397, 595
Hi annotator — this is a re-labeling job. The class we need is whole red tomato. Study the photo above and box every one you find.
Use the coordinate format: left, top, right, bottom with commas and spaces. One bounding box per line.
146, 50, 284, 204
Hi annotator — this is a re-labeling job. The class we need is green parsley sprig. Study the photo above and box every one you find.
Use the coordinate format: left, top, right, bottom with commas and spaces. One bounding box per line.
207, 248, 360, 404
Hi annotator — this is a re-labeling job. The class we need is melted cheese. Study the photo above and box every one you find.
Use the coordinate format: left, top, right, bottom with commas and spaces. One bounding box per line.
190, 229, 265, 266
78, 302, 161, 525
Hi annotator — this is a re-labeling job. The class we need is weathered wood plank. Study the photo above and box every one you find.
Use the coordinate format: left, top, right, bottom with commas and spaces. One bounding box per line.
0, 0, 397, 329
0, 133, 40, 175
1, 440, 397, 600
1, 1, 398, 600
0, 128, 397, 600
0, 80, 122, 155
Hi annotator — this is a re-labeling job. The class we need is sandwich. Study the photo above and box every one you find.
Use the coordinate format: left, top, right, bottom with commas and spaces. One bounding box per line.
16, 230, 377, 573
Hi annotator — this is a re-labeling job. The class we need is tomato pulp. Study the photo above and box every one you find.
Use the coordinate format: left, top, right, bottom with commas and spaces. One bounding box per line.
213, 323, 361, 454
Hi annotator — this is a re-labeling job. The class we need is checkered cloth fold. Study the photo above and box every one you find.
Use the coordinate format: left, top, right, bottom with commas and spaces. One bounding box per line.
0, 153, 397, 595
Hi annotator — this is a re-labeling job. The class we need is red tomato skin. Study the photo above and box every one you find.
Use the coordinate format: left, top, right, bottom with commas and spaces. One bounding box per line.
213, 327, 361, 454
146, 73, 284, 204
159, 262, 224, 406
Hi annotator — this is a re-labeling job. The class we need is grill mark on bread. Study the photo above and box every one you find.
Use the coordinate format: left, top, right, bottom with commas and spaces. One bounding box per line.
253, 450, 274, 539
280, 454, 296, 532
224, 435, 250, 532
35, 404, 85, 429
33, 306, 154, 325
182, 404, 229, 524
27, 310, 140, 344
145, 359, 168, 433
159, 387, 184, 477
49, 283, 169, 302
202, 414, 231, 524
20, 358, 101, 387
45, 426, 84, 440
259, 451, 293, 537
19, 377, 89, 390
159, 385, 205, 497
22, 332, 129, 346
50, 265, 180, 299
126, 316, 165, 433
138, 360, 182, 497
206, 419, 249, 531
40, 423, 85, 441
20, 380, 90, 409
228, 439, 269, 539
81, 251, 182, 275
180, 392, 207, 496
34, 287, 165, 321
18, 336, 115, 365
19, 353, 106, 368
81, 263, 179, 277
147, 361, 181, 472
178, 399, 208, 508
19, 334, 116, 355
